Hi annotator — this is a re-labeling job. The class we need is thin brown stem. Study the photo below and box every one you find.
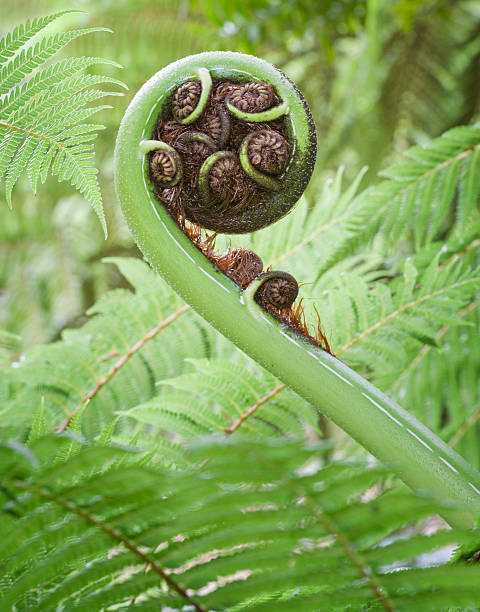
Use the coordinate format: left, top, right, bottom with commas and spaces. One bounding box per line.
310, 506, 395, 612
20, 483, 205, 612
0, 121, 64, 148
277, 463, 396, 610
224, 383, 286, 434
438, 238, 480, 271
55, 304, 191, 433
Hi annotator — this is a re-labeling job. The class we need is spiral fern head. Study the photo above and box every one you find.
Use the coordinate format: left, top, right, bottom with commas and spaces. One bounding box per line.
116, 52, 317, 235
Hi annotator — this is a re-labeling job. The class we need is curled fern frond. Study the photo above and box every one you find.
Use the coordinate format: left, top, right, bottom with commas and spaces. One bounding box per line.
0, 11, 127, 237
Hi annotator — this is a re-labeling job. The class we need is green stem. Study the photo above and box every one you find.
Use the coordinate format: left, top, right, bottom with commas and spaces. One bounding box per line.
115, 51, 480, 530
226, 98, 289, 122
180, 67, 212, 125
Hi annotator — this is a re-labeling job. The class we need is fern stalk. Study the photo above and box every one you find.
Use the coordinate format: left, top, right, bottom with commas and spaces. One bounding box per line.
115, 52, 480, 530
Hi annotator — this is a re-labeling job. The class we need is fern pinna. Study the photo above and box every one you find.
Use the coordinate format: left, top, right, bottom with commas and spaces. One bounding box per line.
1, 434, 480, 611
0, 11, 126, 235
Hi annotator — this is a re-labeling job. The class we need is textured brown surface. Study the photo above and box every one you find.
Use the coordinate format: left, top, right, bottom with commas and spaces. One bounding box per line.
248, 129, 290, 175
172, 81, 201, 121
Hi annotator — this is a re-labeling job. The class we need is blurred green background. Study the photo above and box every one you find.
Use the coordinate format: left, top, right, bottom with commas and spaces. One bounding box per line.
2, 0, 480, 349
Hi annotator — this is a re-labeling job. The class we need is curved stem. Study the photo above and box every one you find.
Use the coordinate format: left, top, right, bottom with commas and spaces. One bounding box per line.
139, 139, 176, 155
176, 131, 217, 151
239, 134, 282, 191
181, 67, 212, 125
116, 52, 480, 530
226, 98, 289, 122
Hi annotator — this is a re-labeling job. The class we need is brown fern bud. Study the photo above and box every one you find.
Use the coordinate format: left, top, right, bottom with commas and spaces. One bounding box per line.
208, 154, 244, 204
213, 81, 239, 102
175, 131, 217, 161
172, 81, 201, 121
150, 149, 182, 188
227, 82, 275, 113
247, 129, 290, 175
256, 272, 299, 310
201, 106, 230, 147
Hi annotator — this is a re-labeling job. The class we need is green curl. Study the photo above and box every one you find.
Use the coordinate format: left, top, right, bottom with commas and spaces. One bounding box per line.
180, 67, 212, 125
139, 139, 183, 186
176, 131, 217, 152
226, 98, 289, 122
115, 52, 480, 528
139, 139, 177, 155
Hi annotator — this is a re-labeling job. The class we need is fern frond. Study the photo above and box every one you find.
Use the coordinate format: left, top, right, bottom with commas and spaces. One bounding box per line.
0, 12, 126, 236
120, 357, 317, 441
1, 436, 478, 611
0, 11, 76, 63
316, 248, 480, 388
319, 125, 480, 275
395, 302, 480, 467
2, 258, 210, 440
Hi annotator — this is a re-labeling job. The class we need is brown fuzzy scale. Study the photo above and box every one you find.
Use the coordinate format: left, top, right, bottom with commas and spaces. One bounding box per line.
212, 81, 240, 103
176, 139, 211, 161
201, 110, 223, 142
258, 295, 334, 354
200, 105, 230, 146
177, 223, 334, 354
153, 120, 189, 144
228, 81, 274, 112
215, 249, 263, 288
172, 81, 201, 121
247, 130, 290, 175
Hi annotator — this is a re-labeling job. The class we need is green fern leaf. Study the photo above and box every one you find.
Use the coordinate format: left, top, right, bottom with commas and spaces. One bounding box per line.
4, 258, 211, 440
0, 11, 76, 63
0, 13, 126, 236
318, 125, 480, 275
121, 357, 317, 443
1, 436, 479, 611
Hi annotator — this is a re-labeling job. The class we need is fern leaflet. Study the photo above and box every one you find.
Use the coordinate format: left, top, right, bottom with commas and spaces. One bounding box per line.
1, 435, 479, 611
0, 11, 126, 236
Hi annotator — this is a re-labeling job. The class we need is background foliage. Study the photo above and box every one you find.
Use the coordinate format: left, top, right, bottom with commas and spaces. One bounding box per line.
1, 1, 480, 609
